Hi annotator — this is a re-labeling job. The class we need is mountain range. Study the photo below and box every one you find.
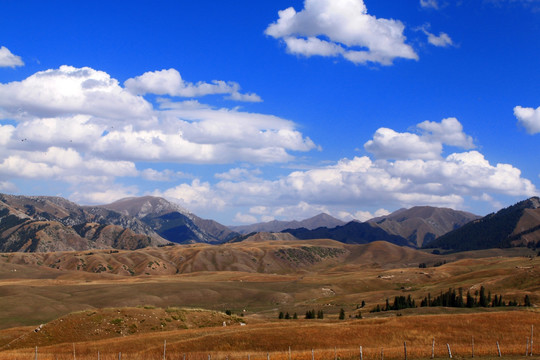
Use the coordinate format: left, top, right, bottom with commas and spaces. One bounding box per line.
230, 213, 346, 234
1, 192, 539, 253
281, 206, 479, 248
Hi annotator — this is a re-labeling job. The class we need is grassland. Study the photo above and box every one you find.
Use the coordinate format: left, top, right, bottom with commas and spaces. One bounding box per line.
0, 240, 538, 359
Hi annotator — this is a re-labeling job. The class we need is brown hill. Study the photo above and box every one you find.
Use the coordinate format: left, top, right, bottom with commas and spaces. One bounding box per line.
0, 239, 445, 278
428, 197, 540, 251
2, 307, 240, 349
0, 193, 168, 252
370, 206, 479, 247
99, 196, 238, 244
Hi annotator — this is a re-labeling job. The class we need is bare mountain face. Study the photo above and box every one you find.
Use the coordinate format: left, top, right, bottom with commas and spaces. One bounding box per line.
281, 206, 479, 248
0, 194, 168, 252
369, 206, 480, 247
427, 197, 540, 251
230, 213, 345, 234
99, 196, 238, 244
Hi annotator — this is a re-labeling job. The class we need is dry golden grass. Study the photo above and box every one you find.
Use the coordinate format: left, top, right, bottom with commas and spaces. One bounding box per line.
1, 311, 538, 360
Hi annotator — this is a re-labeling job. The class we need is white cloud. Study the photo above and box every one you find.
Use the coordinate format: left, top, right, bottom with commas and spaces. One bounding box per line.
140, 168, 191, 182
0, 181, 17, 192
365, 118, 474, 160
426, 31, 453, 47
364, 127, 442, 160
215, 168, 262, 181
420, 0, 439, 9
124, 68, 262, 102
514, 105, 540, 134
157, 118, 536, 220
265, 0, 418, 66
0, 66, 153, 121
70, 184, 139, 205
417, 118, 473, 148
0, 46, 24, 68
159, 179, 226, 212
0, 66, 315, 180
233, 212, 258, 224
338, 208, 390, 222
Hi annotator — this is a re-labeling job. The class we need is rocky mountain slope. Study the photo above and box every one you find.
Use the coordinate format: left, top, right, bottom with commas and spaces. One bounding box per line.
230, 213, 345, 234
99, 196, 238, 244
369, 206, 479, 247
0, 194, 168, 252
426, 197, 540, 251
281, 206, 479, 248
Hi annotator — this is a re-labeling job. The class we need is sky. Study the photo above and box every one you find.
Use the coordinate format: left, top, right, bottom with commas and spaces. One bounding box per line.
0, 0, 539, 225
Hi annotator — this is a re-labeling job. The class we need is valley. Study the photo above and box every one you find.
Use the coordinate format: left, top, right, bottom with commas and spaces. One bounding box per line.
0, 195, 539, 359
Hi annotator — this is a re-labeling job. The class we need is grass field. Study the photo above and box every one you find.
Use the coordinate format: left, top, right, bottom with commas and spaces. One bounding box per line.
0, 242, 538, 360
0, 311, 538, 360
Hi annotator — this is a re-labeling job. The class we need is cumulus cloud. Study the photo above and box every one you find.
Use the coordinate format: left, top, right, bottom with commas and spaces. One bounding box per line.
159, 179, 226, 212
159, 117, 536, 221
0, 67, 315, 177
124, 69, 262, 102
514, 105, 540, 134
265, 0, 418, 65
0, 46, 24, 68
365, 118, 473, 160
0, 66, 153, 121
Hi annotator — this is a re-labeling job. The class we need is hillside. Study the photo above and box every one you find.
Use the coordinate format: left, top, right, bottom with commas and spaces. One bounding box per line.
0, 240, 537, 331
231, 213, 345, 234
2, 307, 240, 349
370, 206, 479, 247
100, 196, 238, 244
282, 221, 410, 246
280, 207, 478, 248
0, 194, 167, 252
427, 197, 540, 251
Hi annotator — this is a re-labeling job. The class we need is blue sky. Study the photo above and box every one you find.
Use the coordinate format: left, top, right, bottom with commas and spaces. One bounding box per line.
0, 0, 539, 225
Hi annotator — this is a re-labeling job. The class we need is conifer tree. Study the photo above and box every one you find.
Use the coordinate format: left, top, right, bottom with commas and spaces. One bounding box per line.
339, 308, 345, 320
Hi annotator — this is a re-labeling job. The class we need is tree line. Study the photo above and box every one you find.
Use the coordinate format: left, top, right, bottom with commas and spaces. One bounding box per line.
371, 286, 532, 312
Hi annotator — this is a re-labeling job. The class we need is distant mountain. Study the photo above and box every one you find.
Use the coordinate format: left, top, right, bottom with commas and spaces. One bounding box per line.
283, 221, 410, 246
230, 213, 345, 234
280, 206, 479, 248
369, 206, 480, 247
426, 197, 540, 251
0, 193, 168, 252
99, 196, 238, 244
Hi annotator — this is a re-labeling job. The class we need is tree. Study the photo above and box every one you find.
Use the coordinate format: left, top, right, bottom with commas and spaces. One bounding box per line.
524, 295, 531, 307
361, 300, 366, 308
317, 310, 324, 319
479, 286, 488, 307
278, 312, 284, 319
293, 312, 298, 319
285, 312, 290, 319
339, 308, 345, 320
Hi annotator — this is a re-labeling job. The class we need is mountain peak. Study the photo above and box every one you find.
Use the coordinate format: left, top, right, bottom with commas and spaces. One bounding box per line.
102, 196, 190, 219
